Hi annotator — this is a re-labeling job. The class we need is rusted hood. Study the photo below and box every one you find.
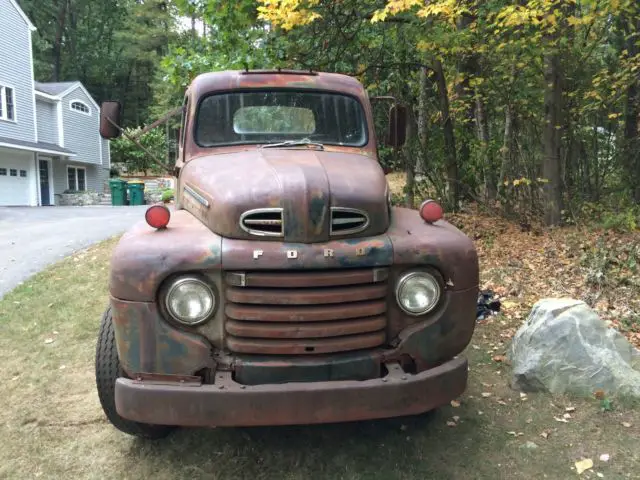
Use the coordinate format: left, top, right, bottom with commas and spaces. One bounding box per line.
179, 148, 389, 243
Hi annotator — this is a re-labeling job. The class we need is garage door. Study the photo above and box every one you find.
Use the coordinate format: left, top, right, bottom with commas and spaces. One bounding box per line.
0, 149, 33, 206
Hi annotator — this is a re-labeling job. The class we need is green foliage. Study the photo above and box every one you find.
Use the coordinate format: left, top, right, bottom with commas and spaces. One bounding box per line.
19, 0, 175, 127
600, 397, 614, 412
580, 203, 640, 233
161, 188, 175, 203
581, 233, 640, 288
110, 127, 168, 175
601, 210, 639, 233
20, 0, 639, 218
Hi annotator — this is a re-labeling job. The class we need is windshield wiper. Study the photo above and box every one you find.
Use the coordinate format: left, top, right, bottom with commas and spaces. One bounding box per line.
261, 138, 324, 150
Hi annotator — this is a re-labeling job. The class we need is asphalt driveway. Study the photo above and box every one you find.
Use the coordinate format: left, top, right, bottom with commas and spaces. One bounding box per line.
0, 206, 148, 298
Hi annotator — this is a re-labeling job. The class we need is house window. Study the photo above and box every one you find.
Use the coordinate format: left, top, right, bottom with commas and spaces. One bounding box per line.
0, 168, 6, 175
70, 100, 91, 115
67, 166, 86, 191
20, 170, 27, 177
0, 85, 16, 121
10, 169, 17, 176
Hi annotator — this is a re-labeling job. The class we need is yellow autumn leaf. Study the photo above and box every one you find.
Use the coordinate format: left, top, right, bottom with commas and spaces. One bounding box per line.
608, 113, 620, 119
575, 458, 593, 475
567, 15, 580, 26
502, 300, 519, 310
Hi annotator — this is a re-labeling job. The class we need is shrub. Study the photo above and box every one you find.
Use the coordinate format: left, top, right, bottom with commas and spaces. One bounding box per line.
161, 188, 175, 203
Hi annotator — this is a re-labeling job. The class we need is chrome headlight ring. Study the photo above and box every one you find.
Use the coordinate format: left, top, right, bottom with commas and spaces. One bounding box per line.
163, 275, 217, 326
395, 271, 442, 316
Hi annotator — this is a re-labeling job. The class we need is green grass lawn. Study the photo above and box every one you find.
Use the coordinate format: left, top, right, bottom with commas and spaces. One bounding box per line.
0, 238, 638, 479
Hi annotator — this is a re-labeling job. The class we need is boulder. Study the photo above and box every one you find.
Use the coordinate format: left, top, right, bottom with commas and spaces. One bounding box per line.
508, 298, 640, 399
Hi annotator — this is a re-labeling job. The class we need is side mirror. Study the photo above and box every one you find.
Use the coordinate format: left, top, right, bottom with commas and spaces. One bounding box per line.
100, 101, 123, 139
387, 104, 407, 148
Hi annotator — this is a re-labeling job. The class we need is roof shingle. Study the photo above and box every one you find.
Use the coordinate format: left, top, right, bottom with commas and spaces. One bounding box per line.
34, 82, 79, 96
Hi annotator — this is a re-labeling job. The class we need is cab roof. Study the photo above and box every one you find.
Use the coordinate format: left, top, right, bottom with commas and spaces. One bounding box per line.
188, 70, 367, 100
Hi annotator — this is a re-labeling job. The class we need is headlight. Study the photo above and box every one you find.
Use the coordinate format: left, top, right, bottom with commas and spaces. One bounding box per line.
164, 276, 216, 325
396, 271, 441, 315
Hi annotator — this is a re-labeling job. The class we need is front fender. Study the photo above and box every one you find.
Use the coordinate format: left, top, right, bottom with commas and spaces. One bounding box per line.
110, 210, 223, 301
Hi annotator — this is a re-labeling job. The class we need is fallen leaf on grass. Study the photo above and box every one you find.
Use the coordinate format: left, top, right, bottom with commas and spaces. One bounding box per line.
497, 400, 508, 406
446, 421, 457, 427
526, 418, 532, 424
507, 431, 524, 437
520, 392, 528, 399
621, 422, 632, 428
502, 300, 519, 310
563, 413, 572, 419
575, 458, 593, 475
477, 411, 484, 415
450, 400, 461, 408
540, 430, 551, 439
554, 416, 569, 423
481, 392, 492, 398
452, 416, 460, 422
565, 406, 576, 412
492, 354, 507, 363
594, 390, 606, 400
596, 473, 604, 478
44, 338, 54, 344
599, 454, 610, 462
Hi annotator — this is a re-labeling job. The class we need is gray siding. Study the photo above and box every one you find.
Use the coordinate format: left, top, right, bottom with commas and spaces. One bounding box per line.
52, 158, 100, 193
96, 167, 110, 193
0, 0, 36, 143
35, 99, 58, 144
60, 85, 101, 165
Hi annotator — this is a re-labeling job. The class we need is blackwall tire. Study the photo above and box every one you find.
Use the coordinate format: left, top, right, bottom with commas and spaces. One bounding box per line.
95, 306, 173, 439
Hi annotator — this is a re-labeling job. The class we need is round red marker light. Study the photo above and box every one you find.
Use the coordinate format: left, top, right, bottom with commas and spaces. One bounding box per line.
145, 205, 171, 229
419, 200, 443, 223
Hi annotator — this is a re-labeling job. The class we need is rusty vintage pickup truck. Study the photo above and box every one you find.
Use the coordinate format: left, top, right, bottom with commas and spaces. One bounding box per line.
96, 69, 479, 438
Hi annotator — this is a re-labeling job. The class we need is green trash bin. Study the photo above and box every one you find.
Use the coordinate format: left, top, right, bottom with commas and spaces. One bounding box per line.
127, 180, 146, 206
109, 178, 128, 206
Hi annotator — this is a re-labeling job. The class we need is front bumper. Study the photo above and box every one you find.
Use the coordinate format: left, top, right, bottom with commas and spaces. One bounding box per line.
115, 356, 468, 427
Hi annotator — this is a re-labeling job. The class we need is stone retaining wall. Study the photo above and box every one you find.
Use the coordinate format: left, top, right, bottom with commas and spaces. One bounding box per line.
55, 192, 108, 206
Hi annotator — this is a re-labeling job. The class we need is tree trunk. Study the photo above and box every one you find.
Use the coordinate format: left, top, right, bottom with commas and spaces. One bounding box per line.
404, 107, 418, 209
476, 96, 495, 201
417, 66, 429, 175
52, 0, 69, 81
499, 101, 514, 210
454, 8, 478, 202
433, 59, 458, 210
542, 49, 563, 225
623, 16, 640, 203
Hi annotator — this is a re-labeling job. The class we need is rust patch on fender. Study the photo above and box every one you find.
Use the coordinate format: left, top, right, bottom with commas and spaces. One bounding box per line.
109, 210, 223, 301
111, 297, 214, 376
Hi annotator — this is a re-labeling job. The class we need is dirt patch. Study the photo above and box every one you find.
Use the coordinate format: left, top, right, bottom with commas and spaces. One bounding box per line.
0, 237, 639, 479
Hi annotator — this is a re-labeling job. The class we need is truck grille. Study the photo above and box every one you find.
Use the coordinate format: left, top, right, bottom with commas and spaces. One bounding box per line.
224, 268, 388, 355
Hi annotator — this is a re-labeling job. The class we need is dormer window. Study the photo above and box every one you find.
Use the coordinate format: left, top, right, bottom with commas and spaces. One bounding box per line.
70, 100, 91, 115
0, 85, 16, 122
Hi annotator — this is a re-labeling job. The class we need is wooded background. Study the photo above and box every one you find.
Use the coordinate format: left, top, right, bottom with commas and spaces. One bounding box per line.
18, 0, 640, 226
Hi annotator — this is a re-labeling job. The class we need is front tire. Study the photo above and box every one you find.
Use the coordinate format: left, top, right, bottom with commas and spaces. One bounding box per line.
95, 306, 173, 439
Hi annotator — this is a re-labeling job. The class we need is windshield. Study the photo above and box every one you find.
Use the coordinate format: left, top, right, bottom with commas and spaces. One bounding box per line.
195, 90, 367, 147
